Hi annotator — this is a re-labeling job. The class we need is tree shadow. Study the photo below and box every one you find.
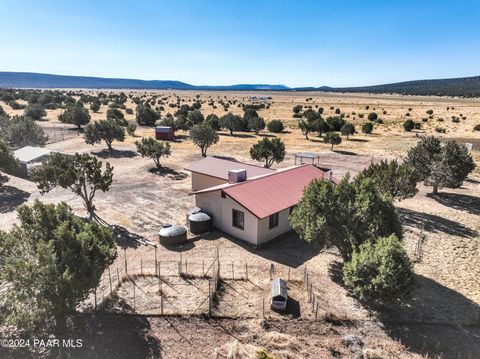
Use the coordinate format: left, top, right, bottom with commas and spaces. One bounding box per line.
94, 149, 138, 159
464, 177, 479, 184
0, 185, 30, 214
372, 275, 480, 358
218, 133, 256, 138
258, 133, 277, 138
212, 155, 237, 162
398, 207, 477, 238
67, 309, 162, 358
111, 224, 147, 249
347, 138, 369, 142
427, 192, 480, 216
149, 167, 188, 180
203, 230, 321, 268
333, 150, 358, 156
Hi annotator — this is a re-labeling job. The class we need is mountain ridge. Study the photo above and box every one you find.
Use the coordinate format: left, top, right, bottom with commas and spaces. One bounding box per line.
1, 71, 479, 97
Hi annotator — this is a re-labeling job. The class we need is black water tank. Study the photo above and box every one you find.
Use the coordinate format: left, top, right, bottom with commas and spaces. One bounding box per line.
189, 212, 212, 234
159, 224, 187, 246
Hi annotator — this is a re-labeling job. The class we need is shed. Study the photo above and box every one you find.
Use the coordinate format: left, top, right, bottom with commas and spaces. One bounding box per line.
155, 126, 175, 141
271, 278, 288, 310
294, 152, 321, 166
13, 146, 54, 177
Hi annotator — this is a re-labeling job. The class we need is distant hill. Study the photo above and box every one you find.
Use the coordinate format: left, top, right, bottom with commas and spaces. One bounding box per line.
0, 72, 288, 91
1, 71, 479, 97
301, 76, 480, 97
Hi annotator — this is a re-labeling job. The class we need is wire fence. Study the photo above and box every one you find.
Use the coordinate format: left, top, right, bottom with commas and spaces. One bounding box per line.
88, 249, 480, 326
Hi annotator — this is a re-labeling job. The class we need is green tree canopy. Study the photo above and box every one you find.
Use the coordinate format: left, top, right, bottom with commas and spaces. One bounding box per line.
0, 140, 18, 187
267, 119, 284, 133
32, 153, 113, 219
290, 177, 402, 261
205, 114, 220, 131
249, 137, 286, 168
220, 113, 243, 136
340, 123, 355, 139
90, 100, 101, 113
406, 136, 475, 194
0, 200, 116, 331
24, 103, 46, 121
403, 119, 415, 132
324, 131, 342, 150
343, 234, 415, 303
84, 119, 126, 151
247, 116, 266, 134
362, 122, 374, 134
355, 160, 418, 200
1, 115, 47, 149
135, 137, 171, 169
187, 109, 205, 128
190, 123, 219, 157
59, 101, 91, 130
136, 103, 159, 126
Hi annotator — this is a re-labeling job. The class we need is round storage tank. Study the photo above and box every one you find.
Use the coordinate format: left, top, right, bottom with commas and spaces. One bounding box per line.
159, 224, 187, 246
189, 212, 212, 235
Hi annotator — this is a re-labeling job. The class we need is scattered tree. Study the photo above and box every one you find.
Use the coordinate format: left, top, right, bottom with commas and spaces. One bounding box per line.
220, 113, 243, 136
406, 136, 475, 194
247, 116, 266, 134
136, 103, 159, 126
84, 119, 126, 152
249, 137, 286, 168
324, 131, 342, 150
190, 123, 219, 157
32, 153, 113, 220
59, 102, 91, 130
403, 119, 415, 132
340, 123, 355, 139
290, 177, 402, 261
1, 115, 47, 148
135, 137, 171, 169
362, 122, 374, 134
0, 200, 116, 331
126, 124, 137, 136
0, 140, 18, 188
90, 101, 101, 113
367, 112, 378, 121
24, 103, 46, 121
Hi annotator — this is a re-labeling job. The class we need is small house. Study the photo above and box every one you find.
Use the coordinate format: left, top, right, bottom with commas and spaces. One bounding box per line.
155, 126, 175, 141
271, 278, 288, 310
13, 146, 55, 177
186, 157, 335, 246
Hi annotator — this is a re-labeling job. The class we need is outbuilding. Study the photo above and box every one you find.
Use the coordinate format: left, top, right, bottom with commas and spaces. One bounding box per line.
271, 278, 288, 310
155, 126, 175, 141
13, 146, 55, 177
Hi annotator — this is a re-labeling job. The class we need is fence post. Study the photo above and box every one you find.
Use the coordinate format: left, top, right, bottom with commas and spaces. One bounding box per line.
155, 247, 158, 275
140, 260, 143, 275
315, 301, 319, 320
133, 281, 136, 312
161, 284, 164, 315
288, 267, 290, 281
232, 263, 234, 280
94, 287, 97, 311
185, 260, 188, 277
262, 298, 265, 318
117, 267, 120, 285
202, 261, 205, 277
208, 280, 212, 316
158, 261, 161, 277
124, 248, 128, 274
108, 267, 113, 293
304, 265, 307, 282
245, 262, 248, 281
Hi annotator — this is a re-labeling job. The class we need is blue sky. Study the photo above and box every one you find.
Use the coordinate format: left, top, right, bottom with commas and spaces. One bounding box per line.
0, 0, 479, 87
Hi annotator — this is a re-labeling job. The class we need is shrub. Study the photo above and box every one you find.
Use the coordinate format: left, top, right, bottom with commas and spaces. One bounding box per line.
126, 124, 137, 136
473, 124, 480, 131
414, 122, 421, 130
267, 119, 284, 133
24, 103, 46, 121
136, 103, 159, 126
250, 137, 286, 168
135, 137, 171, 169
426, 109, 434, 115
435, 127, 446, 133
403, 119, 415, 132
340, 123, 355, 139
125, 108, 134, 115
367, 112, 378, 121
362, 122, 374, 134
343, 235, 415, 302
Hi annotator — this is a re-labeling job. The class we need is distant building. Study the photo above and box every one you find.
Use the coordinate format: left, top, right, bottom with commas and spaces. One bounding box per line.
186, 157, 335, 246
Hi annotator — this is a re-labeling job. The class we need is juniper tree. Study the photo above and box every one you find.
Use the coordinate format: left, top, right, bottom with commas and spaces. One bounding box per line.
135, 137, 171, 169
249, 137, 286, 168
190, 123, 219, 157
84, 119, 126, 151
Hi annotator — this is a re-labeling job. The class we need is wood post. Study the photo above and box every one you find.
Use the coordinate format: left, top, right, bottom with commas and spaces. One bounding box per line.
155, 247, 158, 275
124, 248, 127, 274
315, 301, 319, 320
262, 298, 265, 318
108, 267, 113, 293
158, 261, 161, 277
117, 267, 120, 285
208, 280, 212, 316
288, 267, 290, 281
245, 262, 248, 281
94, 287, 97, 311
140, 260, 143, 275
231, 263, 234, 279
202, 261, 205, 277
133, 281, 136, 312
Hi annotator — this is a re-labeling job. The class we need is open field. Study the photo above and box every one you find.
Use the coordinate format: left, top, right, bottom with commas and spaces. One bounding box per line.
1, 91, 479, 359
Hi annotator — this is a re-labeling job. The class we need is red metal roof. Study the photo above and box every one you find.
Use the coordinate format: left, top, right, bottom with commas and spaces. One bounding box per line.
185, 157, 275, 180
222, 165, 328, 218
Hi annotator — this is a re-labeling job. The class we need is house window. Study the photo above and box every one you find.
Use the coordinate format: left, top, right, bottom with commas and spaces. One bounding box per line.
221, 191, 226, 198
269, 212, 279, 229
232, 209, 244, 230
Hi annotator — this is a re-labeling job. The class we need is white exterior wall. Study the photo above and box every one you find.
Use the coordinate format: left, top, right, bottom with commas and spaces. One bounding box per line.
191, 173, 226, 191
257, 208, 292, 245
195, 191, 259, 245
195, 191, 293, 246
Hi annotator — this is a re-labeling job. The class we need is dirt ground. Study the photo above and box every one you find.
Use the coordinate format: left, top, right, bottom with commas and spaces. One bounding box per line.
1, 91, 479, 359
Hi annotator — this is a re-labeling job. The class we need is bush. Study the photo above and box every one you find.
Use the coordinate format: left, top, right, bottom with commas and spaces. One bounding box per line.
361, 122, 374, 134
343, 235, 415, 302
403, 119, 415, 132
474, 124, 480, 131
125, 108, 134, 115
426, 109, 434, 115
324, 131, 341, 150
24, 103, 46, 121
435, 127, 446, 133
136, 103, 159, 126
367, 112, 378, 121
414, 122, 421, 130
267, 119, 284, 133
126, 124, 137, 136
